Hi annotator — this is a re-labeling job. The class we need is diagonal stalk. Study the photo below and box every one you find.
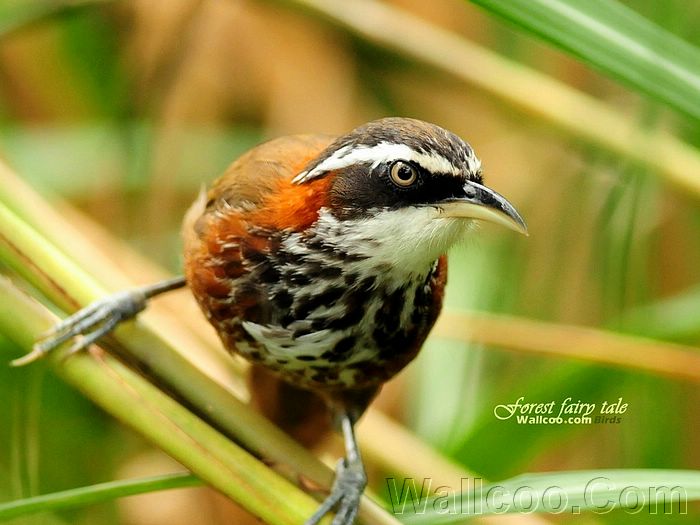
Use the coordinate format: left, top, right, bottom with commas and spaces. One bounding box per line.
0, 278, 319, 525
434, 311, 700, 382
0, 192, 397, 524
280, 0, 700, 200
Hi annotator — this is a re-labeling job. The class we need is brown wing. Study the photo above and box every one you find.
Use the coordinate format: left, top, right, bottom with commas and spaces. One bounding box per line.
181, 134, 336, 344
207, 134, 335, 211
181, 135, 340, 443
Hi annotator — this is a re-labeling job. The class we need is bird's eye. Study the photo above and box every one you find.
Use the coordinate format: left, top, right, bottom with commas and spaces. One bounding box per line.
389, 161, 418, 187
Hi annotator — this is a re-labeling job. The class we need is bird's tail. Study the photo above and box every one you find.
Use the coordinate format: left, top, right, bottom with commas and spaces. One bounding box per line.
248, 364, 332, 449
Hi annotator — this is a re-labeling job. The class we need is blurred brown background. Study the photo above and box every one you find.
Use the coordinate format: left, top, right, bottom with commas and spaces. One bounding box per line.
2, 0, 699, 523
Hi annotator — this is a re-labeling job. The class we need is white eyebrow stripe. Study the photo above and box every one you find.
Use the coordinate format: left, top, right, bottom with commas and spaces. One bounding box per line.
292, 142, 477, 184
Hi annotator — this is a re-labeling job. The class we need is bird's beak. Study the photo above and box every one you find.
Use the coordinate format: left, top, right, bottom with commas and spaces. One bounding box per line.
435, 180, 528, 235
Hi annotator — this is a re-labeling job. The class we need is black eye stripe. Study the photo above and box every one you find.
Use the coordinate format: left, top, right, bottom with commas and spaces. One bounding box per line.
329, 158, 479, 220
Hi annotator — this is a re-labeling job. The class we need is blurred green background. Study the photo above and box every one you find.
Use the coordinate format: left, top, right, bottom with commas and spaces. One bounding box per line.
1, 0, 699, 523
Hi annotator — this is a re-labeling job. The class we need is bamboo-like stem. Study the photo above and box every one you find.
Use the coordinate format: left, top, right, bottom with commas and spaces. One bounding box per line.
282, 0, 700, 200
434, 311, 700, 382
0, 160, 231, 374
0, 279, 318, 525
0, 198, 318, 473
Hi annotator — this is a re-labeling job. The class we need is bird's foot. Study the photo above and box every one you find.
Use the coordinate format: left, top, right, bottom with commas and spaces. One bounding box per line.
14, 277, 186, 366
306, 457, 366, 525
13, 289, 149, 366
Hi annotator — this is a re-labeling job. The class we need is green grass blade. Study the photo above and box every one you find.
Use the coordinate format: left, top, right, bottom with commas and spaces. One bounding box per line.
0, 473, 200, 521
284, 0, 700, 202
469, 0, 700, 121
399, 469, 700, 522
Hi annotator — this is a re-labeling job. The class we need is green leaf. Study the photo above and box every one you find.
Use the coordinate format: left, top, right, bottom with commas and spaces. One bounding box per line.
468, 0, 700, 122
0, 473, 201, 521
397, 469, 700, 523
620, 283, 700, 340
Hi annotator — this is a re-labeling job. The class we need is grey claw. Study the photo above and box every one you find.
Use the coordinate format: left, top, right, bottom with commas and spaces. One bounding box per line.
64, 313, 122, 356
12, 277, 186, 367
20, 290, 148, 365
306, 458, 366, 525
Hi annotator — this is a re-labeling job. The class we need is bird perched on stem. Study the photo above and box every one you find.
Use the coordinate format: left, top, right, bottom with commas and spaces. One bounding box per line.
31, 117, 526, 525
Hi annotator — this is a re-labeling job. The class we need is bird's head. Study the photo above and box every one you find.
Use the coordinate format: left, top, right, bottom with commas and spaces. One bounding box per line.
291, 117, 527, 272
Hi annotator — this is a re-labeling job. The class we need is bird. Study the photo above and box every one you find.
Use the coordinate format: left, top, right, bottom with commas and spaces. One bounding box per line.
31, 117, 526, 525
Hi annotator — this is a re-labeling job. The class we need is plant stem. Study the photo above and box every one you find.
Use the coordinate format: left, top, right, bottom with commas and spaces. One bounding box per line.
0, 182, 399, 524
434, 310, 700, 382
0, 472, 200, 521
282, 0, 700, 200
0, 278, 318, 525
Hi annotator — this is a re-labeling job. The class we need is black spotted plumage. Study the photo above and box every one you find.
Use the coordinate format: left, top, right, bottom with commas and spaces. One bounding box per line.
183, 118, 484, 396
189, 212, 447, 390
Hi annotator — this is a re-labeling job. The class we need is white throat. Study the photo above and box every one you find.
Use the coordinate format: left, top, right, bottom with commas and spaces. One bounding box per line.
309, 207, 468, 276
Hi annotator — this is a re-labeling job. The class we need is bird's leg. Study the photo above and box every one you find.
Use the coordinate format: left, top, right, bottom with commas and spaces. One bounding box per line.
306, 410, 367, 525
14, 276, 187, 366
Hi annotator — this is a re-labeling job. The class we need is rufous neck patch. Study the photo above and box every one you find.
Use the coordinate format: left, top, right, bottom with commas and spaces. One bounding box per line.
251, 175, 333, 232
